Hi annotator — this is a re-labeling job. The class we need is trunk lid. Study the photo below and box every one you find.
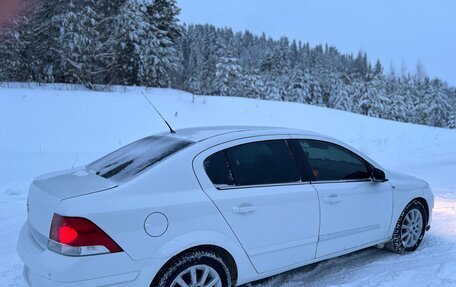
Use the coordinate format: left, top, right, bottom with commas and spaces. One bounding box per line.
27, 167, 117, 243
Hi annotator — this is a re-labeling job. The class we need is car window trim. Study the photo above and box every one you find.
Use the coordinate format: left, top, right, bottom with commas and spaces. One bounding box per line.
215, 180, 310, 190
310, 178, 373, 184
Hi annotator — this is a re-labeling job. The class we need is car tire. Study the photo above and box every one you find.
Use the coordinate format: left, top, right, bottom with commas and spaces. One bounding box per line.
152, 249, 233, 287
386, 200, 427, 254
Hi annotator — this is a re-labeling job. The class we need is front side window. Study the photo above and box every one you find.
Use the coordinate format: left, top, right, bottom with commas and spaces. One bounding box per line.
88, 136, 193, 182
298, 139, 370, 181
225, 140, 300, 186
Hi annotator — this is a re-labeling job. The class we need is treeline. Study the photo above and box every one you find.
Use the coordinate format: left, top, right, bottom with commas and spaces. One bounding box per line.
1, 0, 455, 128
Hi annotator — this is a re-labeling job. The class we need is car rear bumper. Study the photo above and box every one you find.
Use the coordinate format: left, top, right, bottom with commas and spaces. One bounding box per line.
17, 223, 152, 287
21, 265, 139, 287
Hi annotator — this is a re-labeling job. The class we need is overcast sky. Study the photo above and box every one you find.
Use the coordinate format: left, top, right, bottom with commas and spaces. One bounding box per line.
178, 0, 455, 86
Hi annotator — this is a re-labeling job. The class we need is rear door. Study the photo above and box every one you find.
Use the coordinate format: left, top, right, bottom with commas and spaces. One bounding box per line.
293, 138, 393, 258
193, 136, 320, 273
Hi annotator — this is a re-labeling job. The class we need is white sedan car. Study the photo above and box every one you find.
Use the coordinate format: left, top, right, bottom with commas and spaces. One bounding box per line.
17, 126, 434, 287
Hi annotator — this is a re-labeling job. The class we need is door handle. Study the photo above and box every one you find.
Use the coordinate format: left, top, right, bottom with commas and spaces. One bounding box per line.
232, 204, 258, 214
323, 195, 341, 204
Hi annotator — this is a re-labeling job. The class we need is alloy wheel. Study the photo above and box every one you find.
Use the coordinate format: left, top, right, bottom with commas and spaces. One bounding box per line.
401, 208, 423, 248
171, 264, 222, 287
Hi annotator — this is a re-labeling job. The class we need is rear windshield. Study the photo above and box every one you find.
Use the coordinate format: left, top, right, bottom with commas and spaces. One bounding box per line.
87, 136, 193, 182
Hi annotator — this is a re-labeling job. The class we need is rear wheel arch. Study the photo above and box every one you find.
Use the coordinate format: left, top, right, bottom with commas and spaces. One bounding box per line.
151, 244, 238, 286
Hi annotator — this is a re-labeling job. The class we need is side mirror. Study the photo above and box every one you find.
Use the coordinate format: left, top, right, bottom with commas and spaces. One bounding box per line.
372, 168, 388, 182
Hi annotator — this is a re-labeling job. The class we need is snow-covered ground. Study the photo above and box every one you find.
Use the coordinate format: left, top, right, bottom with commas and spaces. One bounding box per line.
1, 83, 455, 287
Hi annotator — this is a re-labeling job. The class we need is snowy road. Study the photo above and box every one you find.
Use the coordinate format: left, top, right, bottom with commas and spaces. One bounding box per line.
1, 84, 455, 287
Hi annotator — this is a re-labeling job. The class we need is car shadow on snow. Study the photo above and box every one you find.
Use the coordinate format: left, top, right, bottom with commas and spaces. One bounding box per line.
241, 247, 390, 287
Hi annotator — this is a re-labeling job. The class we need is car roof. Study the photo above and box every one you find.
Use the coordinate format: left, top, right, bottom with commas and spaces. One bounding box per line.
160, 126, 322, 142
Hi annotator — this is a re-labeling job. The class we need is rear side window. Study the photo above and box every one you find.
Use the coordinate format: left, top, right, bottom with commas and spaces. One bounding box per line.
226, 140, 300, 186
298, 139, 370, 181
88, 136, 193, 182
204, 151, 235, 186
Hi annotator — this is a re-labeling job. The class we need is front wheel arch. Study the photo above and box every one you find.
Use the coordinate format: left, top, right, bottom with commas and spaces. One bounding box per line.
386, 199, 427, 254
414, 197, 429, 226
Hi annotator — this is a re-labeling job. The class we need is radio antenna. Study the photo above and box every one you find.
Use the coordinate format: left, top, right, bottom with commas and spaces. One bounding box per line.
141, 92, 176, 134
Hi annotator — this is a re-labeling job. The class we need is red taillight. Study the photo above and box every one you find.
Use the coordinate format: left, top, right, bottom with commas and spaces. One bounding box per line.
49, 214, 123, 254
58, 225, 78, 244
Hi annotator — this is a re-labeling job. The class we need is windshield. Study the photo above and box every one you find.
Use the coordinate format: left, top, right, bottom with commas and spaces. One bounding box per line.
87, 136, 193, 182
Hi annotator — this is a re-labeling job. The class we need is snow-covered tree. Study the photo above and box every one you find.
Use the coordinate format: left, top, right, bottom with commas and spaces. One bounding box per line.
0, 15, 31, 82
353, 74, 387, 117
307, 73, 323, 106
116, 0, 153, 85
449, 111, 456, 129
385, 78, 406, 122
241, 69, 265, 99
143, 0, 182, 87
264, 77, 282, 101
214, 54, 243, 96
328, 75, 353, 112
285, 69, 310, 103
426, 79, 451, 127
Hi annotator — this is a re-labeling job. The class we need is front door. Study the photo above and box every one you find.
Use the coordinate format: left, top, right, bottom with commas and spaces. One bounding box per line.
294, 138, 393, 258
313, 181, 392, 257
